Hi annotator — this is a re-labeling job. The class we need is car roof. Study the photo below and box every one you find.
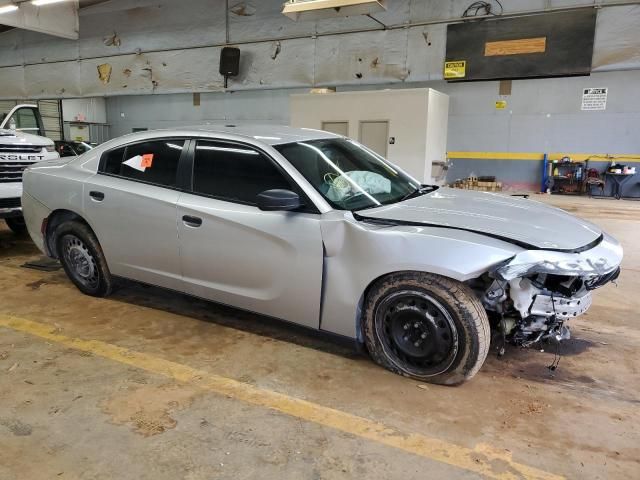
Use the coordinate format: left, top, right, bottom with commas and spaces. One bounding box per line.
181, 124, 340, 145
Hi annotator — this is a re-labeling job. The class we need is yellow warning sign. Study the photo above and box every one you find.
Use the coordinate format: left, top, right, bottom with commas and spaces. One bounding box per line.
444, 61, 466, 79
495, 100, 507, 109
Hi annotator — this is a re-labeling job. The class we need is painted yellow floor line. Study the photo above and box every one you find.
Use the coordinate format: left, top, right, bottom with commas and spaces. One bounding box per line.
0, 315, 562, 480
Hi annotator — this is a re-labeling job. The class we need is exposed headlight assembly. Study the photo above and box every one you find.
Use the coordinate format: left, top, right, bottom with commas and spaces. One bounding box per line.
492, 233, 623, 281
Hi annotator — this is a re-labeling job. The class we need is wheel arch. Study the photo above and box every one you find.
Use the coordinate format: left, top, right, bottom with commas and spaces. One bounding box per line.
45, 209, 97, 258
354, 269, 474, 350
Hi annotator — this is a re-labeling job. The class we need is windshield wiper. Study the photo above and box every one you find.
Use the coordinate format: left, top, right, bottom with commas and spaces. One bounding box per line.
400, 185, 438, 202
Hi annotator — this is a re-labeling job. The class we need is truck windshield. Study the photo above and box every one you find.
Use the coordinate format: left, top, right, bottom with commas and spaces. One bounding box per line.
274, 138, 431, 211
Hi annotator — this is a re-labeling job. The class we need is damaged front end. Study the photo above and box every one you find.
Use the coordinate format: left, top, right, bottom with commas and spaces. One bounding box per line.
480, 233, 623, 348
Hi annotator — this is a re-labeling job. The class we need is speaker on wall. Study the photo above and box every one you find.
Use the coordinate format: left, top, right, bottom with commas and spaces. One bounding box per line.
219, 47, 241, 77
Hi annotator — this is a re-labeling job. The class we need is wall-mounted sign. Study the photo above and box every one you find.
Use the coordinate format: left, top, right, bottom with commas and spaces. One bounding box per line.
445, 9, 596, 81
495, 100, 507, 109
581, 87, 607, 111
444, 61, 466, 79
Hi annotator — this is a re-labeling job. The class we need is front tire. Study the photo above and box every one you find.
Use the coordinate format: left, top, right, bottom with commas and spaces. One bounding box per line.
362, 272, 490, 385
54, 221, 113, 297
5, 216, 27, 234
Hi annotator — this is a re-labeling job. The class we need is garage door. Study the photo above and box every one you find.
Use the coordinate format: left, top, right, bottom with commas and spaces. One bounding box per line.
0, 99, 63, 141
37, 99, 63, 141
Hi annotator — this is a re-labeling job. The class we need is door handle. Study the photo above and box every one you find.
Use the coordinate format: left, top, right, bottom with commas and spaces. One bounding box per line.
182, 215, 202, 227
89, 191, 105, 201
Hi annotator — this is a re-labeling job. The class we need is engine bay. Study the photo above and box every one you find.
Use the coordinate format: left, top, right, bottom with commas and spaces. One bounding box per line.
474, 268, 620, 350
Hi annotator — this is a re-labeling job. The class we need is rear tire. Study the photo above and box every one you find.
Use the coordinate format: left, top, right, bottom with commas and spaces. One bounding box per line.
54, 220, 113, 297
5, 216, 27, 234
362, 272, 490, 385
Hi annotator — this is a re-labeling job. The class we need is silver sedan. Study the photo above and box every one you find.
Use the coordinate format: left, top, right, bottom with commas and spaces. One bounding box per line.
21, 126, 623, 384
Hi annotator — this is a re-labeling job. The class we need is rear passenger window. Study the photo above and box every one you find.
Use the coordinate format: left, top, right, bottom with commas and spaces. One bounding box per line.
193, 140, 294, 204
101, 140, 185, 188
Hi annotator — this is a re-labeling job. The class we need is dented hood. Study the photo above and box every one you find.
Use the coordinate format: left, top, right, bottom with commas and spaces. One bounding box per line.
358, 188, 602, 251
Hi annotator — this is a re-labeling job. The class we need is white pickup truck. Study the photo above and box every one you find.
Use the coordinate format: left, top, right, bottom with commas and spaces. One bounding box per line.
1, 104, 59, 233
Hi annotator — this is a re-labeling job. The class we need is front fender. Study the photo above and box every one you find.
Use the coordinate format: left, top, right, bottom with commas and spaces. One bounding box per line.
318, 214, 522, 338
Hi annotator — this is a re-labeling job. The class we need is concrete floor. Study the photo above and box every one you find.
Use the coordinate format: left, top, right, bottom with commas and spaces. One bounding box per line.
0, 194, 639, 480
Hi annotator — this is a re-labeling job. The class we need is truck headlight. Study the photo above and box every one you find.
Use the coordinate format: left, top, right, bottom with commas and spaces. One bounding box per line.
45, 145, 56, 152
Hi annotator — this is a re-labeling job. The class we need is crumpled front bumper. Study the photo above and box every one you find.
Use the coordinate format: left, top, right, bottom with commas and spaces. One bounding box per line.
493, 232, 623, 282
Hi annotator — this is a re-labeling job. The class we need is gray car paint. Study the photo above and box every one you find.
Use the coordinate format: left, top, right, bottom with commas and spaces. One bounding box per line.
360, 188, 603, 251
21, 125, 623, 340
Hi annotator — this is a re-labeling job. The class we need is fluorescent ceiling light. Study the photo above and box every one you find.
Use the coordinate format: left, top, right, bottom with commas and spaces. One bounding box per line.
0, 4, 18, 14
282, 0, 387, 21
31, 0, 69, 5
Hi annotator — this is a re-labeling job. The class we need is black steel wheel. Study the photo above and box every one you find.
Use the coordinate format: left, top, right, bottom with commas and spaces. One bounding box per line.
376, 291, 458, 377
362, 272, 490, 385
60, 234, 100, 290
54, 220, 113, 297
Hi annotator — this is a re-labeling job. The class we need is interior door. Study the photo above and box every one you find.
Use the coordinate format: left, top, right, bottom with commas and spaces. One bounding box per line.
177, 139, 324, 329
84, 138, 187, 291
359, 120, 389, 157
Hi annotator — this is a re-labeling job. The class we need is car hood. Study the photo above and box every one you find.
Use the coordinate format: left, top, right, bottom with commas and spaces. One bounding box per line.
357, 188, 602, 251
0, 128, 53, 146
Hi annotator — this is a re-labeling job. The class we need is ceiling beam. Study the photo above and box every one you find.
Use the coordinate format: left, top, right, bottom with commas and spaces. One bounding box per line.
0, 1, 79, 40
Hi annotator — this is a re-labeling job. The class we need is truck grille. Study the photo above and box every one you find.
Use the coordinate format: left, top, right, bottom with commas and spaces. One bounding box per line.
0, 197, 21, 209
0, 161, 35, 183
0, 144, 43, 153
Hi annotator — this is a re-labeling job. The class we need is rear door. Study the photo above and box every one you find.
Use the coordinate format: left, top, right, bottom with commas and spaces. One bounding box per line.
177, 139, 324, 329
84, 138, 189, 291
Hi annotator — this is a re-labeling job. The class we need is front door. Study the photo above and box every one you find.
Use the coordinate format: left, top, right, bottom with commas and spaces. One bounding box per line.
177, 139, 324, 328
84, 138, 187, 291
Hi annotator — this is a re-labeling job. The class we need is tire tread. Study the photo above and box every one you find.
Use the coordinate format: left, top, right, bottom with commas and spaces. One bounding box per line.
362, 272, 490, 385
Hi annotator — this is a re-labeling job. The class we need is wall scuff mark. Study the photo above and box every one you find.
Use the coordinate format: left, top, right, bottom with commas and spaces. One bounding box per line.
271, 41, 281, 60
230, 2, 256, 16
103, 32, 121, 47
97, 63, 112, 84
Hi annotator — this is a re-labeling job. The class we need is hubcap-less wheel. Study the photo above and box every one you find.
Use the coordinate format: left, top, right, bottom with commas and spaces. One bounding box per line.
375, 290, 458, 377
61, 234, 99, 290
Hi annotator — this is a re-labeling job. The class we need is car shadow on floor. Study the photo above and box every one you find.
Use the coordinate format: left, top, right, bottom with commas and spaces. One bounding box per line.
0, 230, 38, 259
110, 278, 361, 360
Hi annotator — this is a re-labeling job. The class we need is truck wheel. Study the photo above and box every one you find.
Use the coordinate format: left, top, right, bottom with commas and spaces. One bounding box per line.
5, 217, 27, 234
362, 272, 490, 385
54, 221, 113, 297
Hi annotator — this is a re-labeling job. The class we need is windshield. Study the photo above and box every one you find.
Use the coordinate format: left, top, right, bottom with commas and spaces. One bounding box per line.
275, 138, 426, 210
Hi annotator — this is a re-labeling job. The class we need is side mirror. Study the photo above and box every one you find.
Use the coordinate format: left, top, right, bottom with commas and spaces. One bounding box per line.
256, 189, 301, 211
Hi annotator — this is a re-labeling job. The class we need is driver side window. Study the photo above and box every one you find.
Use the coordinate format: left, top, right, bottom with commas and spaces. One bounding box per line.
7, 107, 41, 134
192, 140, 295, 205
